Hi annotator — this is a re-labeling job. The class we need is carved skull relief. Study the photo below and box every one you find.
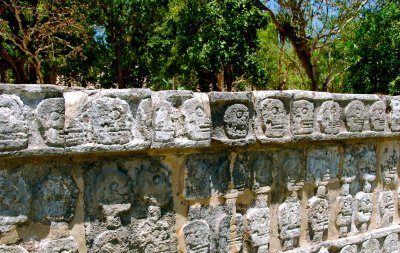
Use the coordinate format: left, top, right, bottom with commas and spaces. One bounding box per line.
291, 100, 314, 135
390, 99, 400, 131
223, 104, 250, 139
0, 94, 28, 151
88, 97, 132, 145
36, 98, 65, 147
369, 101, 386, 131
182, 98, 211, 141
345, 100, 365, 132
154, 102, 175, 142
317, 101, 341, 135
261, 98, 286, 138
183, 220, 211, 253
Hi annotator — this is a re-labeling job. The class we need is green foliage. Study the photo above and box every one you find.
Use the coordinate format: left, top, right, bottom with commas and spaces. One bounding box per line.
147, 0, 269, 91
344, 2, 400, 94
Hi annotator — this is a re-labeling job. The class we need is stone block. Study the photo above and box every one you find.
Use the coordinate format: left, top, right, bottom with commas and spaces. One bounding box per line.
64, 89, 152, 152
209, 92, 255, 145
152, 91, 211, 148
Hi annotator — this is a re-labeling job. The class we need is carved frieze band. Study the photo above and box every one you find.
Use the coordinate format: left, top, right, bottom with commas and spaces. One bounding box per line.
1, 85, 400, 156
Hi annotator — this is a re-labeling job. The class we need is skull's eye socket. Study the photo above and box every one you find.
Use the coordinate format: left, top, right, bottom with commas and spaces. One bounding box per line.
302, 108, 308, 114
272, 107, 278, 114
49, 112, 60, 121
111, 110, 121, 120
236, 110, 243, 118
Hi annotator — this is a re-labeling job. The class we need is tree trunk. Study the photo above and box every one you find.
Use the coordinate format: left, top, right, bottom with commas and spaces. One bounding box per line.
44, 65, 58, 84
217, 67, 224, 91
116, 49, 125, 89
227, 64, 233, 92
199, 71, 210, 92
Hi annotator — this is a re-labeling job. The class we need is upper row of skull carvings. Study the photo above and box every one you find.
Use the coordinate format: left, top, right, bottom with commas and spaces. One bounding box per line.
0, 89, 399, 151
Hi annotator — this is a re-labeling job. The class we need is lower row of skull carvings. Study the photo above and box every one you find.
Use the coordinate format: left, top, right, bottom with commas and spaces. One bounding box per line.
182, 200, 399, 253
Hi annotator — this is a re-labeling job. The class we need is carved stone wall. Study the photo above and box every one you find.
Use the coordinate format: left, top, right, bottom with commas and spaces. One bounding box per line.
0, 84, 400, 252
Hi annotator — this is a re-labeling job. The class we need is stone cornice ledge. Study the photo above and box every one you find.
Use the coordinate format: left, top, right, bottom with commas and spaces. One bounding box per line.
0, 83, 399, 157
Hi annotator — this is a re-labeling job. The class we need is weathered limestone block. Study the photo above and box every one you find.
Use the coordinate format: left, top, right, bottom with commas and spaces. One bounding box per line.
388, 97, 400, 132
345, 100, 366, 132
383, 233, 399, 253
36, 98, 65, 147
232, 153, 251, 190
188, 205, 240, 253
152, 91, 211, 148
209, 92, 255, 145
339, 245, 357, 253
84, 157, 176, 252
184, 153, 230, 199
0, 94, 28, 151
306, 147, 339, 183
336, 182, 353, 237
64, 89, 151, 151
135, 206, 177, 253
0, 245, 28, 253
377, 190, 395, 228
276, 149, 305, 191
291, 99, 315, 135
369, 101, 387, 131
39, 237, 79, 253
360, 238, 380, 253
183, 219, 211, 253
33, 175, 79, 223
354, 191, 373, 232
253, 91, 291, 141
308, 196, 329, 242
249, 151, 273, 190
278, 197, 301, 251
379, 142, 399, 186
245, 205, 270, 252
316, 100, 341, 135
0, 170, 31, 232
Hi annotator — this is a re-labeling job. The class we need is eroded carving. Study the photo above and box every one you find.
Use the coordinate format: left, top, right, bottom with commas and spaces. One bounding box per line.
308, 197, 329, 242
92, 228, 135, 253
380, 144, 399, 186
245, 206, 270, 252
0, 94, 28, 151
291, 100, 314, 135
34, 175, 79, 223
223, 104, 250, 139
250, 152, 273, 189
336, 180, 353, 237
87, 97, 132, 145
0, 170, 30, 231
390, 98, 400, 131
369, 101, 386, 131
36, 98, 65, 147
317, 101, 341, 134
183, 220, 211, 253
182, 98, 211, 141
360, 238, 379, 253
377, 190, 395, 228
383, 233, 399, 253
345, 100, 365, 132
136, 206, 176, 253
307, 147, 339, 183
340, 245, 357, 253
354, 190, 372, 232
278, 197, 301, 250
154, 101, 175, 142
261, 98, 287, 138
39, 237, 78, 253
0, 246, 28, 253
233, 153, 250, 189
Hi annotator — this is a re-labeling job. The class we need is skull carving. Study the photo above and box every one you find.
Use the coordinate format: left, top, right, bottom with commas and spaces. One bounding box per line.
154, 101, 175, 142
261, 98, 286, 138
291, 100, 314, 135
390, 99, 400, 132
36, 98, 65, 147
182, 98, 211, 141
88, 97, 132, 145
317, 101, 341, 135
223, 104, 250, 139
369, 101, 386, 131
345, 100, 365, 132
0, 94, 28, 151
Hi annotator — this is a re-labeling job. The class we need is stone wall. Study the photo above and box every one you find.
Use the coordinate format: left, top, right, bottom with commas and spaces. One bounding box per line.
0, 84, 399, 252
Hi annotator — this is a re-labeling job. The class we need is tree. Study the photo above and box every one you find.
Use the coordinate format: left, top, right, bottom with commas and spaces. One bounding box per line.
257, 0, 369, 91
343, 1, 400, 94
0, 0, 88, 84
148, 0, 269, 91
